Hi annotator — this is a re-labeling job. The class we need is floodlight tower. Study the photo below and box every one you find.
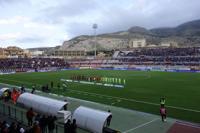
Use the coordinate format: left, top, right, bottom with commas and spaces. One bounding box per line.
93, 23, 98, 58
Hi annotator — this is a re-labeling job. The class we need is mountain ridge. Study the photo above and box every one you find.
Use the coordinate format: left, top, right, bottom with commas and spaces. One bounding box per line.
60, 19, 200, 51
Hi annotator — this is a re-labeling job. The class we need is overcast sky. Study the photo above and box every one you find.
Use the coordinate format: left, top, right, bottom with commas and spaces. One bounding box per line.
0, 0, 200, 48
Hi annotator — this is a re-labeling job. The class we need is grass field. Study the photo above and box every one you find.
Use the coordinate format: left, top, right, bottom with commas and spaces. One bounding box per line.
0, 70, 199, 123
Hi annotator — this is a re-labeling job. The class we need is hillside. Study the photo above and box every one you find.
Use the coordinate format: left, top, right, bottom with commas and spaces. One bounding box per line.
60, 19, 200, 51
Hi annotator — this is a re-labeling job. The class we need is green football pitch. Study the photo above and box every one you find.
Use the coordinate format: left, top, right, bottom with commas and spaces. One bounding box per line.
0, 70, 199, 123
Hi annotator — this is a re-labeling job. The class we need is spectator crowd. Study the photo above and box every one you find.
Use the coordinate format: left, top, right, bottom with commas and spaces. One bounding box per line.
115, 47, 200, 66
0, 113, 58, 133
1, 47, 200, 73
0, 58, 69, 73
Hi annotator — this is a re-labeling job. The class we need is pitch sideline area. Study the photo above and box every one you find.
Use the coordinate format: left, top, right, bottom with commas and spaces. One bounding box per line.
0, 77, 199, 114
1, 69, 200, 122
1, 83, 199, 133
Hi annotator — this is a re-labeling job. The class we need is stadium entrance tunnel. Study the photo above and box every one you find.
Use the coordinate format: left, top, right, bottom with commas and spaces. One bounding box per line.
73, 106, 118, 133
17, 93, 70, 118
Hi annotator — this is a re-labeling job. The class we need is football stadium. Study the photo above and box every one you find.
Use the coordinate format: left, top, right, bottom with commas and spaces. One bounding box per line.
0, 0, 200, 133
0, 48, 200, 133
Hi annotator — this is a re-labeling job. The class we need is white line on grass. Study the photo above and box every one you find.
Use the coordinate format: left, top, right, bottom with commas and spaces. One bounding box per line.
111, 99, 121, 105
0, 78, 200, 113
0, 82, 171, 133
123, 118, 159, 133
67, 89, 200, 113
1, 82, 199, 130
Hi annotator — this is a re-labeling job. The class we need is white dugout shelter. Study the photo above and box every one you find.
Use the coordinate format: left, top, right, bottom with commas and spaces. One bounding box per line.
73, 106, 112, 133
17, 93, 68, 117
0, 88, 10, 97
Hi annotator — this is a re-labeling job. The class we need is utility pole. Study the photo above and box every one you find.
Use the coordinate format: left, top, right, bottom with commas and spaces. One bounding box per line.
93, 24, 98, 58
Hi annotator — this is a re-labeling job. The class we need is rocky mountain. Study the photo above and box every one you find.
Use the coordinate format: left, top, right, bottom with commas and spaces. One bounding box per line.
151, 19, 200, 37
60, 19, 200, 51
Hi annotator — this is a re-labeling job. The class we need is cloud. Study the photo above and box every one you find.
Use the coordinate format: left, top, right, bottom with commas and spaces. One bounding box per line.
38, 0, 200, 39
0, 0, 17, 4
38, 0, 98, 24
1, 0, 200, 48
23, 21, 55, 30
0, 32, 21, 40
0, 15, 56, 31
65, 22, 94, 38
65, 0, 200, 37
99, 0, 200, 29
0, 0, 29, 6
0, 16, 29, 25
15, 35, 46, 43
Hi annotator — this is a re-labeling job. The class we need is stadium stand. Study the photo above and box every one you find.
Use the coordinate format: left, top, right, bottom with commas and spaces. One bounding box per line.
1, 47, 200, 74
113, 47, 200, 66
68, 47, 200, 69
0, 58, 70, 74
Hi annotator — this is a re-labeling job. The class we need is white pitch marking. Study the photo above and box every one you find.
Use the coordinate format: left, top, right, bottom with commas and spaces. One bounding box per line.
66, 89, 200, 113
0, 79, 200, 113
123, 118, 159, 133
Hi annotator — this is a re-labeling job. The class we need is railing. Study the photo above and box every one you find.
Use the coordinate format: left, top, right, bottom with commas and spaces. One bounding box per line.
0, 100, 64, 133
